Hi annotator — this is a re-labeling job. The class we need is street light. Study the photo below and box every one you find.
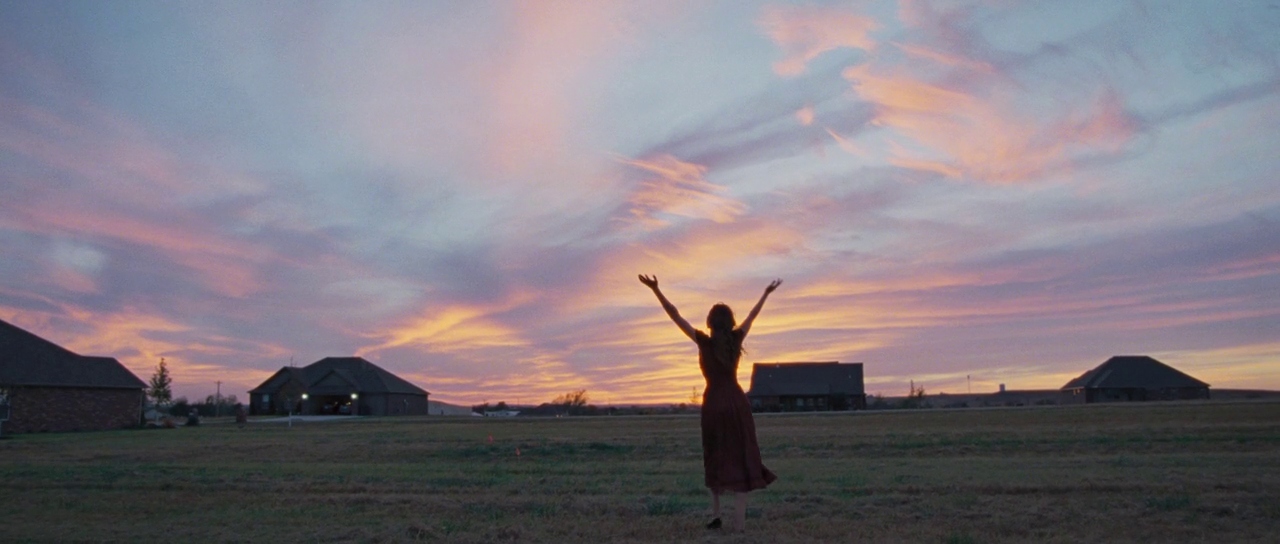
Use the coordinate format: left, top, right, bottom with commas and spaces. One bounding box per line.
350, 392, 358, 416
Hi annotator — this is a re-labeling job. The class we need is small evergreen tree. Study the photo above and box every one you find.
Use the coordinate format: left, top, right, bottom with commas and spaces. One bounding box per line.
148, 358, 173, 408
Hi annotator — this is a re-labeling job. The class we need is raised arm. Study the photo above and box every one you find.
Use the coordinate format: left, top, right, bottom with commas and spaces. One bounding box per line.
737, 279, 782, 338
638, 275, 698, 341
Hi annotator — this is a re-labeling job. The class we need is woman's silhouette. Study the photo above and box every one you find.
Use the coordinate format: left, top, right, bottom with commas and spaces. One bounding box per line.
639, 274, 780, 532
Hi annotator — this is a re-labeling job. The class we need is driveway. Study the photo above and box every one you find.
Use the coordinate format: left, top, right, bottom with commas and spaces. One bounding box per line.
250, 415, 364, 423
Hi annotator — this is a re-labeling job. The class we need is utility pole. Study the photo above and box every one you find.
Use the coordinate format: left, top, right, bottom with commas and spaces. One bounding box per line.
967, 375, 971, 395
216, 381, 222, 417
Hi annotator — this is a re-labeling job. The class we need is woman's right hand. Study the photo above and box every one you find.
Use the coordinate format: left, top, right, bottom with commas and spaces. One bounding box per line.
638, 274, 659, 290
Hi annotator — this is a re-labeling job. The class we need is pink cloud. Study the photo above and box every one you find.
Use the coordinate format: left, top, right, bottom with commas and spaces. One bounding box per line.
1203, 252, 1280, 282
620, 154, 747, 228
0, 66, 281, 298
0, 196, 266, 298
891, 41, 994, 73
842, 61, 1139, 182
824, 127, 866, 156
795, 105, 816, 126
0, 95, 215, 202
758, 5, 880, 76
319, 1, 690, 186
0, 306, 290, 403
756, 4, 1142, 183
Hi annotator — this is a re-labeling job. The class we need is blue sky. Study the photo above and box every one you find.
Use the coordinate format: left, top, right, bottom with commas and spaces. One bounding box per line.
2, 1, 1277, 404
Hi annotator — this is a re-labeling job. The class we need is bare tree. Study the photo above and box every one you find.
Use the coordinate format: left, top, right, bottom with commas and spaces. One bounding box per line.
552, 389, 589, 408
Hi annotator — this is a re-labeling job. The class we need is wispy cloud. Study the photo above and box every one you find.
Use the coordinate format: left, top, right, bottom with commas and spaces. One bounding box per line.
619, 154, 748, 228
759, 4, 880, 77
1, 1, 1277, 404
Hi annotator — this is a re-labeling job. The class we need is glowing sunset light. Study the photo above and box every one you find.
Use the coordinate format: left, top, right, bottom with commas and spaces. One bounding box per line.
368, 305, 532, 355
1, 1, 1277, 406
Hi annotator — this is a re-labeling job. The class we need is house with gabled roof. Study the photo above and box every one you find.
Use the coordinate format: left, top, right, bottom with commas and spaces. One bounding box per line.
248, 357, 429, 416
747, 362, 866, 412
0, 318, 146, 434
1061, 355, 1210, 404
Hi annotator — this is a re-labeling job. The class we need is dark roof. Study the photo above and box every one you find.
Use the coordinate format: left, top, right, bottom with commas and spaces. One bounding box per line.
747, 362, 865, 397
249, 356, 429, 396
1061, 356, 1209, 390
246, 367, 308, 394
0, 318, 146, 389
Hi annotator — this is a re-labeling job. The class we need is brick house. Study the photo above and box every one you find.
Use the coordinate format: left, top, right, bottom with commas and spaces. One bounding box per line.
1061, 355, 1211, 404
747, 362, 867, 412
248, 357, 429, 416
0, 318, 146, 434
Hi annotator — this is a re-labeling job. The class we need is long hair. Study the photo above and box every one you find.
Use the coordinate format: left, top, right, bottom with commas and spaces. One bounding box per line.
706, 303, 743, 369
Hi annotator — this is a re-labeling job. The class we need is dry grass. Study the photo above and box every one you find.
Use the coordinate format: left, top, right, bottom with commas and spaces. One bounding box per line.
2, 401, 1278, 543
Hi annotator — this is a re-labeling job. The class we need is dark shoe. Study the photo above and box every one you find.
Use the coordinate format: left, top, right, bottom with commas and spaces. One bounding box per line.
706, 518, 722, 530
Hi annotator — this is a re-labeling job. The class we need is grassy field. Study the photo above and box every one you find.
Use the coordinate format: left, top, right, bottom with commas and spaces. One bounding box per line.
2, 401, 1278, 543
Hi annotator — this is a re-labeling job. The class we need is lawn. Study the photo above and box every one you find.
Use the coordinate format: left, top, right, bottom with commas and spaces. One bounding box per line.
2, 401, 1278, 543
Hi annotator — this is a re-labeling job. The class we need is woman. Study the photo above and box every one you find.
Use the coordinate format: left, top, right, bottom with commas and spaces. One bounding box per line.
639, 274, 780, 532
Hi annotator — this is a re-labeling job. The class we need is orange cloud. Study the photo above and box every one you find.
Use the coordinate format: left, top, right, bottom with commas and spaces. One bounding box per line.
620, 154, 747, 228
0, 305, 290, 401
844, 63, 975, 114
606, 223, 802, 301
795, 105, 816, 126
363, 302, 532, 356
759, 5, 880, 76
891, 41, 994, 73
382, 351, 602, 406
1152, 343, 1280, 389
754, 4, 1140, 184
843, 62, 1138, 182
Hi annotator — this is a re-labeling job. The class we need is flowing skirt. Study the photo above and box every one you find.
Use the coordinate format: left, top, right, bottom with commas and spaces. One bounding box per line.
700, 382, 777, 493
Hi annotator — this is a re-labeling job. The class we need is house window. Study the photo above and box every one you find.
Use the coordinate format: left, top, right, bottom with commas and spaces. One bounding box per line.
261, 394, 271, 409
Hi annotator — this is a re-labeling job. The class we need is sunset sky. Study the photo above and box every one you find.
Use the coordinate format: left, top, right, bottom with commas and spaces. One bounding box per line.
2, 1, 1278, 405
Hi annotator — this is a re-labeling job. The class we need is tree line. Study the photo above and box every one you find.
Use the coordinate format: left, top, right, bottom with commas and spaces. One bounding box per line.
146, 358, 241, 417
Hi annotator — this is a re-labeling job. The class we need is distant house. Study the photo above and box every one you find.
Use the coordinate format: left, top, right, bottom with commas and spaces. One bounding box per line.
248, 357, 429, 416
747, 362, 866, 412
1061, 355, 1210, 404
0, 318, 146, 434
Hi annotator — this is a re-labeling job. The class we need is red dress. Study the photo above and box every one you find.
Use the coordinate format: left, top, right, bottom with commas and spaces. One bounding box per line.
696, 329, 777, 493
